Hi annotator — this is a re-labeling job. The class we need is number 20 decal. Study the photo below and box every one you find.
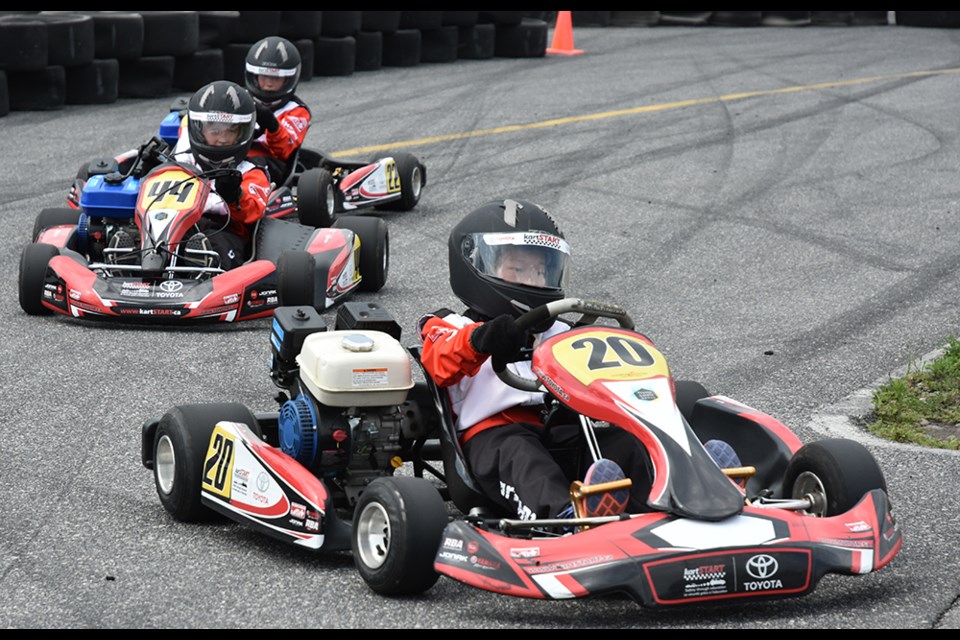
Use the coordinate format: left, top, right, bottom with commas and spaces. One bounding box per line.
203, 431, 235, 493
571, 335, 654, 370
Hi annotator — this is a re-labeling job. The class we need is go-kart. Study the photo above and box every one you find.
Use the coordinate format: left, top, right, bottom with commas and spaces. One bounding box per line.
139, 298, 901, 607
152, 98, 427, 229
19, 137, 388, 323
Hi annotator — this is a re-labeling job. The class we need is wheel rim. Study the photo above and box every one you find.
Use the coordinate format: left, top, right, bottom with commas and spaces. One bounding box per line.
156, 434, 176, 496
355, 501, 391, 570
791, 470, 828, 517
325, 183, 336, 219
410, 167, 422, 199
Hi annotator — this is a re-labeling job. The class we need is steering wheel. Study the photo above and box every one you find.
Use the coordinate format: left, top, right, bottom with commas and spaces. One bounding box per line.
493, 298, 636, 392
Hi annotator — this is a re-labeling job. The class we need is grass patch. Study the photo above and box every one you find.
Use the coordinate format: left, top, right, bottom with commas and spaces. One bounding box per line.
865, 336, 960, 450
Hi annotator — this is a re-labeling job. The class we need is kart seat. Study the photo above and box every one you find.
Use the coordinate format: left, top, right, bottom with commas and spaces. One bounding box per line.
250, 216, 318, 264
409, 346, 501, 517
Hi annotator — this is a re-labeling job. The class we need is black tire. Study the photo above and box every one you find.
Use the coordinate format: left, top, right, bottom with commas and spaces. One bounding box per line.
7, 66, 66, 111
354, 31, 383, 72
33, 207, 81, 241
79, 11, 144, 61
675, 380, 710, 427
18, 242, 58, 316
420, 26, 458, 64
494, 17, 548, 59
197, 11, 238, 49
279, 11, 323, 40
352, 476, 447, 596
173, 48, 224, 92
457, 23, 495, 60
0, 70, 9, 117
333, 215, 388, 292
314, 35, 356, 77
297, 168, 337, 228
118, 55, 175, 99
236, 10, 281, 42
277, 249, 317, 309
375, 152, 424, 212
382, 29, 421, 67
0, 15, 48, 72
782, 438, 888, 517
65, 58, 119, 105
399, 11, 443, 30
154, 403, 259, 523
320, 11, 362, 38
140, 10, 199, 57
37, 12, 96, 67
361, 11, 400, 34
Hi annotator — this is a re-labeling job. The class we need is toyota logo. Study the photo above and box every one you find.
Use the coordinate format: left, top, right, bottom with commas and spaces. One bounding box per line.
745, 554, 779, 579
159, 280, 183, 293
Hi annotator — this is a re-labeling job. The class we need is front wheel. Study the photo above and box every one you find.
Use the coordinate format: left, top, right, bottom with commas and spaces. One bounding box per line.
297, 167, 337, 228
153, 403, 259, 522
19, 242, 59, 316
332, 216, 388, 292
33, 207, 81, 241
352, 476, 448, 596
782, 438, 888, 517
375, 152, 425, 212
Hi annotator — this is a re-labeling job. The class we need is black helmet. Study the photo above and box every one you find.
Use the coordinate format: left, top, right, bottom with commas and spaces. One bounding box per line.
245, 36, 301, 108
186, 80, 256, 171
449, 199, 570, 322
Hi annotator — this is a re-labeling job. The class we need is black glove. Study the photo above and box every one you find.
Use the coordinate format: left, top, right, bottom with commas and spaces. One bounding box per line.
256, 103, 280, 134
469, 314, 526, 363
215, 169, 243, 204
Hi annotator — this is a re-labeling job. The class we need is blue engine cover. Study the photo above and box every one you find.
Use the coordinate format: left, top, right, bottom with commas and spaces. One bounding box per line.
278, 395, 319, 466
158, 111, 182, 148
80, 174, 139, 219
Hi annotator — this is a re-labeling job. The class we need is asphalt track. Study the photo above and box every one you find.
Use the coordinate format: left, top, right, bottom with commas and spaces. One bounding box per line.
1, 25, 959, 629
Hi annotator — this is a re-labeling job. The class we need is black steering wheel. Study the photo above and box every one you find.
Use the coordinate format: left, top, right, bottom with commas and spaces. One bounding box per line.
493, 298, 636, 392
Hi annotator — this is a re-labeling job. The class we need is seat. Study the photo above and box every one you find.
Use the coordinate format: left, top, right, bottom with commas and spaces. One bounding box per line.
408, 346, 500, 516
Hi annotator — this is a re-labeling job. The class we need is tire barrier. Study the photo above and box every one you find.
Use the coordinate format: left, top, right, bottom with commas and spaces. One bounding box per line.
1, 11, 953, 117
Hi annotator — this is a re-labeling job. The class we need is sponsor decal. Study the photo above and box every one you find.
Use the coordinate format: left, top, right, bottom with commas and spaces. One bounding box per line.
533, 366, 569, 402
443, 537, 463, 551
305, 519, 319, 532
267, 296, 278, 305
510, 547, 541, 559
683, 563, 726, 581
290, 502, 306, 519
527, 555, 615, 575
438, 551, 469, 563
223, 293, 240, 305
820, 538, 873, 548
634, 387, 658, 401
69, 289, 81, 300
256, 472, 270, 492
745, 554, 778, 579
159, 280, 183, 293
44, 283, 59, 292
466, 541, 479, 555
845, 520, 871, 533
469, 555, 501, 570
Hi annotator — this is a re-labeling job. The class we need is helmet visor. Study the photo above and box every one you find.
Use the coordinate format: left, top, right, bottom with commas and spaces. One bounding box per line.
466, 231, 570, 290
187, 109, 255, 148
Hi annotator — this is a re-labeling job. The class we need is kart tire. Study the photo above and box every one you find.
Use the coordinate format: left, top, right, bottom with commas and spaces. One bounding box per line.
277, 249, 317, 309
279, 11, 323, 40
333, 216, 388, 292
782, 438, 888, 517
33, 207, 81, 241
374, 152, 424, 212
154, 402, 259, 523
675, 380, 710, 427
18, 242, 58, 316
297, 168, 337, 228
352, 476, 447, 596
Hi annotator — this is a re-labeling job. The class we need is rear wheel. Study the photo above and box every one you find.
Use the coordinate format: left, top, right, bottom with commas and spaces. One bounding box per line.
333, 215, 388, 292
277, 249, 317, 309
675, 380, 709, 426
297, 167, 337, 228
782, 438, 888, 516
18, 242, 59, 315
153, 403, 259, 522
352, 476, 448, 596
33, 207, 81, 241
375, 152, 424, 211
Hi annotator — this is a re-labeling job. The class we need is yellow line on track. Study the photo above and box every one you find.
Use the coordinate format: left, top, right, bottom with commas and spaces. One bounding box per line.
332, 67, 960, 157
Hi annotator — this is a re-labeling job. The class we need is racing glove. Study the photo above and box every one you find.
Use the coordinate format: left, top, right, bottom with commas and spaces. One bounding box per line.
215, 169, 243, 204
469, 314, 526, 363
256, 104, 280, 133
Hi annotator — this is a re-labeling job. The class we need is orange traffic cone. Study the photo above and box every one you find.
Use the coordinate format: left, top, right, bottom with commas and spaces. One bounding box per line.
547, 11, 584, 56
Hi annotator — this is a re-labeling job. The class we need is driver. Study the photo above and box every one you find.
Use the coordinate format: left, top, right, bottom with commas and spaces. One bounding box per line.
171, 80, 271, 270
417, 199, 654, 523
244, 36, 312, 186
